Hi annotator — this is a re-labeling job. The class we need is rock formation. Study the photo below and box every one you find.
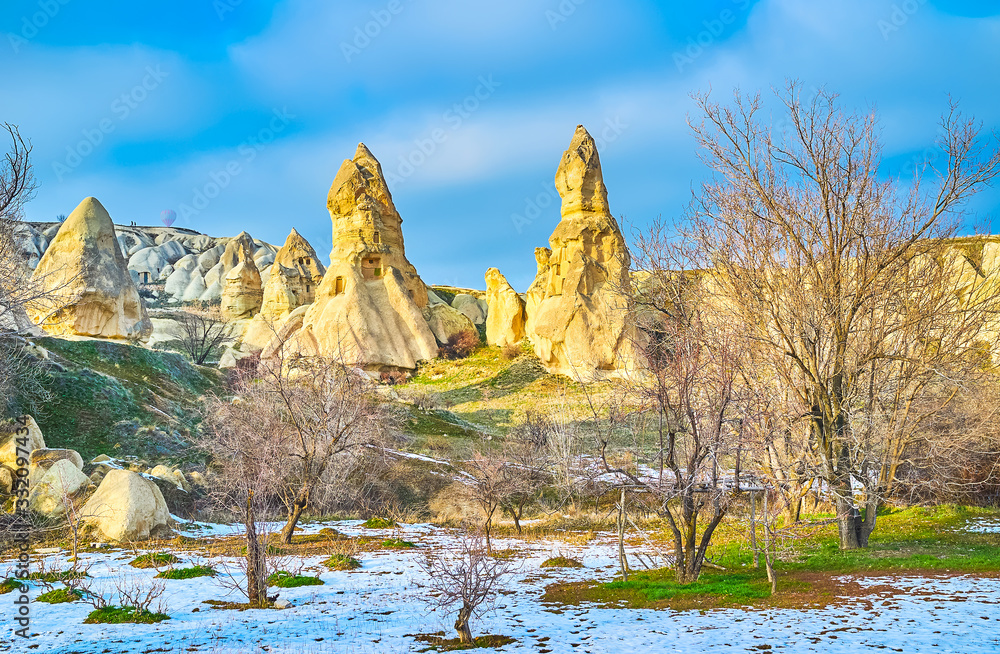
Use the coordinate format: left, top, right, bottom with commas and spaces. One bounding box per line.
452, 293, 486, 325
243, 229, 325, 349
485, 268, 526, 347
27, 197, 152, 339
29, 459, 89, 518
288, 144, 437, 368
524, 126, 631, 379
423, 303, 479, 346
220, 260, 263, 321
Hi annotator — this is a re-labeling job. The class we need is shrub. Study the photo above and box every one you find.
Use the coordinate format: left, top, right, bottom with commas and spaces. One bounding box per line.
156, 565, 216, 580
323, 554, 361, 571
267, 571, 323, 588
363, 516, 396, 529
37, 588, 83, 604
380, 369, 408, 385
501, 343, 521, 360
129, 553, 180, 569
382, 538, 416, 549
0, 578, 20, 594
439, 331, 479, 360
84, 606, 170, 624
541, 556, 583, 568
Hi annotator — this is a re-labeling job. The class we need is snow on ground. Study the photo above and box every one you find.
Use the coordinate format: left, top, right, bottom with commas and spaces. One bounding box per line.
4, 522, 1000, 653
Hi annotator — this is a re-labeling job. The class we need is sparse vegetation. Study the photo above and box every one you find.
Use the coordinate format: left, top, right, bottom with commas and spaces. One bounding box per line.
84, 606, 170, 624
130, 553, 180, 569
156, 565, 216, 580
323, 554, 361, 571
37, 587, 83, 603
540, 556, 582, 568
267, 571, 323, 588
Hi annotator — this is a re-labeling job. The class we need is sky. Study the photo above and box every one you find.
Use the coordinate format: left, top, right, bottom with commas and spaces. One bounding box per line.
2, 0, 999, 290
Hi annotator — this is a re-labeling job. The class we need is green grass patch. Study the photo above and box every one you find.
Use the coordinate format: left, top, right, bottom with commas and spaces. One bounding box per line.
84, 606, 170, 624
0, 578, 21, 594
411, 632, 516, 651
268, 571, 324, 588
541, 556, 583, 568
36, 588, 83, 604
156, 565, 216, 580
605, 569, 771, 603
382, 538, 416, 549
363, 516, 396, 529
130, 553, 180, 569
323, 554, 362, 571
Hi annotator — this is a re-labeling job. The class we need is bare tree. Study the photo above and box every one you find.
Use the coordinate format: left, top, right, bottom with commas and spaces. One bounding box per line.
465, 451, 520, 555
176, 307, 233, 365
202, 391, 288, 607
685, 82, 1000, 549
419, 528, 515, 644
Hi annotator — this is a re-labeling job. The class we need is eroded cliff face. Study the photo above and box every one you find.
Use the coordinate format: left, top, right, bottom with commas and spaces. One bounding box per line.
524, 125, 632, 379
287, 144, 437, 369
28, 197, 151, 339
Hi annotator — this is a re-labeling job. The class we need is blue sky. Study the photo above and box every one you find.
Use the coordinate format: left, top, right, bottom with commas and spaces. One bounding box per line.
2, 0, 999, 290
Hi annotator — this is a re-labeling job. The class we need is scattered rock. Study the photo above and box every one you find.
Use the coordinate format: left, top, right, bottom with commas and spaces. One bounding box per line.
28, 459, 89, 518
81, 469, 170, 542
0, 416, 46, 469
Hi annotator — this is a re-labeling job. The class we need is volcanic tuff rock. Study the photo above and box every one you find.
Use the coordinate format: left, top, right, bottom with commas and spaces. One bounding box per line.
243, 229, 326, 350
524, 126, 632, 379
485, 267, 526, 347
27, 197, 152, 339
220, 260, 263, 321
288, 144, 437, 368
81, 469, 170, 542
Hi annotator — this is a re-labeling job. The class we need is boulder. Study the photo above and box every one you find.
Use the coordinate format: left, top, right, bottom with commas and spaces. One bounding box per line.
423, 303, 478, 346
524, 126, 632, 379
28, 459, 89, 518
80, 469, 170, 541
0, 466, 12, 494
485, 268, 526, 347
29, 448, 84, 472
243, 229, 326, 350
148, 464, 186, 489
452, 293, 486, 325
289, 144, 438, 368
27, 197, 152, 339
158, 263, 174, 281
427, 289, 447, 305
0, 416, 46, 469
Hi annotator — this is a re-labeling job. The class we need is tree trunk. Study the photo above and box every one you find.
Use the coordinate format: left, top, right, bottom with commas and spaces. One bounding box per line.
245, 493, 268, 607
454, 602, 474, 644
749, 491, 759, 568
763, 492, 777, 594
280, 502, 306, 545
484, 506, 495, 555
617, 487, 629, 581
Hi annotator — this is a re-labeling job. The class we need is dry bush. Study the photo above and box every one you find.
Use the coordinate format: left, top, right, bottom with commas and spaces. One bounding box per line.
418, 528, 516, 644
500, 343, 521, 360
439, 331, 479, 360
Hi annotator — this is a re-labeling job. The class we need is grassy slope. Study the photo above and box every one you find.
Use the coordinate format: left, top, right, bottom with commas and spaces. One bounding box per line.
18, 336, 224, 463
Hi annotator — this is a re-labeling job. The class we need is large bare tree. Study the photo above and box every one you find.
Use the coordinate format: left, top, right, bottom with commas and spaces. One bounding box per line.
686, 82, 1000, 548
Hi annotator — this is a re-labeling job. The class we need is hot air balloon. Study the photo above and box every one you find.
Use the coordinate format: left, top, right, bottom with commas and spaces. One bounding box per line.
160, 209, 176, 227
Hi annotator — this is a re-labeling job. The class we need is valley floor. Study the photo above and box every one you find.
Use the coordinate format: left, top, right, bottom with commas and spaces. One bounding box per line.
4, 520, 1000, 653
